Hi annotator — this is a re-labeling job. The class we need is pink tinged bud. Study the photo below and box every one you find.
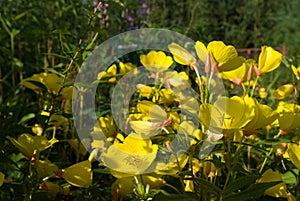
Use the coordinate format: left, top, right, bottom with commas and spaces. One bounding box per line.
247, 65, 253, 80
253, 66, 261, 76
166, 143, 174, 153
162, 117, 172, 127
232, 78, 243, 85
205, 53, 211, 73
279, 129, 289, 135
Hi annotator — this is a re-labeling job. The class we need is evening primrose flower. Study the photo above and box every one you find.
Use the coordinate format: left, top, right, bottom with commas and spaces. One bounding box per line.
56, 160, 92, 188
195, 41, 245, 72
119, 61, 136, 75
21, 72, 63, 95
7, 133, 58, 159
136, 84, 154, 99
36, 160, 58, 179
168, 43, 197, 67
112, 175, 165, 199
276, 102, 300, 132
273, 84, 294, 99
291, 64, 300, 80
286, 143, 300, 169
221, 59, 256, 85
199, 96, 255, 134
243, 96, 278, 135
97, 64, 117, 83
256, 46, 283, 76
140, 51, 173, 72
100, 133, 158, 175
130, 102, 170, 136
257, 169, 287, 198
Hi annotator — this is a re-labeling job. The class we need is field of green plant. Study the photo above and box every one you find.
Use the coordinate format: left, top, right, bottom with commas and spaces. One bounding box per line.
1, 0, 300, 201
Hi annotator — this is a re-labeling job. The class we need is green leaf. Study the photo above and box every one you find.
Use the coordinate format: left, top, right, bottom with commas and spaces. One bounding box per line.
223, 182, 281, 201
281, 169, 299, 185
18, 113, 35, 125
224, 175, 260, 195
26, 80, 48, 92
184, 177, 222, 197
255, 138, 291, 145
154, 191, 197, 201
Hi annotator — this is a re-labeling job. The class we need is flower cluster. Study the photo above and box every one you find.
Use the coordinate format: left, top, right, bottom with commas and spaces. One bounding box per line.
5, 40, 300, 200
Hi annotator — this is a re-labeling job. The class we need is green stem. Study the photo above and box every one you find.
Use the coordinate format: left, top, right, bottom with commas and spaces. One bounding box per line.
250, 76, 260, 97
259, 148, 273, 174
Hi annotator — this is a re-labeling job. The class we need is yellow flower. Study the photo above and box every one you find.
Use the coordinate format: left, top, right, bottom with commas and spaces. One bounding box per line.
60, 160, 92, 188
162, 71, 191, 89
98, 116, 117, 138
259, 88, 268, 99
168, 43, 197, 67
221, 59, 256, 84
119, 62, 136, 75
273, 84, 294, 99
21, 72, 63, 95
257, 169, 287, 198
97, 64, 117, 83
158, 88, 177, 105
243, 96, 278, 135
291, 64, 300, 80
36, 160, 58, 179
152, 154, 189, 176
200, 96, 255, 133
276, 102, 300, 132
140, 51, 173, 72
257, 46, 283, 75
7, 133, 58, 158
136, 84, 154, 99
195, 41, 245, 72
286, 143, 300, 169
101, 133, 158, 175
112, 175, 165, 199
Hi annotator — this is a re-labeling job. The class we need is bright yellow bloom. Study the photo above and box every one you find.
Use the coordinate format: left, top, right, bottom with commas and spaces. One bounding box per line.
158, 88, 177, 105
257, 169, 287, 198
259, 88, 268, 99
168, 43, 197, 66
101, 133, 158, 175
60, 160, 92, 188
119, 62, 136, 75
112, 175, 165, 199
98, 116, 117, 138
286, 143, 300, 169
162, 71, 191, 89
21, 72, 63, 95
140, 51, 173, 72
153, 154, 189, 176
221, 59, 256, 84
273, 84, 294, 99
136, 84, 154, 99
276, 102, 300, 132
200, 96, 255, 133
243, 96, 278, 135
97, 64, 117, 83
7, 133, 58, 158
291, 64, 300, 80
195, 41, 245, 72
257, 46, 283, 75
